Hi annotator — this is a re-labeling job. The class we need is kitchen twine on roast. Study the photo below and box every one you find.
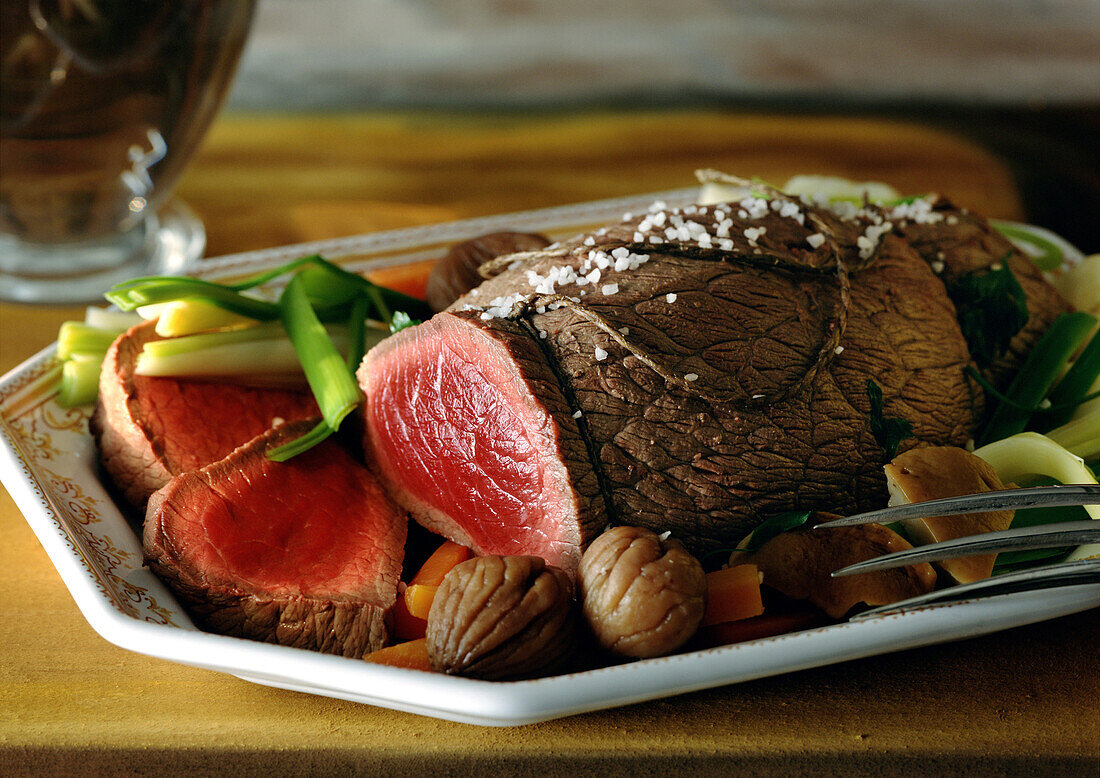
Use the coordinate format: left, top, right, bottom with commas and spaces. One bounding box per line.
471, 236, 854, 411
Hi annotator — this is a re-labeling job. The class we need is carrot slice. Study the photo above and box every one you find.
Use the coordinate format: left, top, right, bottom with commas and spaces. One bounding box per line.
365, 638, 432, 671
390, 540, 471, 640
411, 540, 473, 586
366, 259, 437, 301
404, 583, 440, 621
697, 608, 829, 648
702, 564, 765, 626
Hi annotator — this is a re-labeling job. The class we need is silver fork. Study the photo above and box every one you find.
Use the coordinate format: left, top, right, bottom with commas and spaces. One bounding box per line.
811, 485, 1100, 617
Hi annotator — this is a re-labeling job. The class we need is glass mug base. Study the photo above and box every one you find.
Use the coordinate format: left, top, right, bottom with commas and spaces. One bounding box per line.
0, 199, 204, 304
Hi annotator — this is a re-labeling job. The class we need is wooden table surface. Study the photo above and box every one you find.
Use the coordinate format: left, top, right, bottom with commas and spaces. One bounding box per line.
1, 110, 1098, 776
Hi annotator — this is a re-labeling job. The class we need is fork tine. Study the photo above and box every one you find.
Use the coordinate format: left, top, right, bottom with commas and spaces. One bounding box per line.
850, 559, 1100, 619
830, 519, 1100, 577
813, 484, 1100, 529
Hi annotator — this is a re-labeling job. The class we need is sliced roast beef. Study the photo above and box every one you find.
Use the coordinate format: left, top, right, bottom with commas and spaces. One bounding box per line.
144, 419, 406, 657
359, 191, 1032, 563
92, 320, 319, 508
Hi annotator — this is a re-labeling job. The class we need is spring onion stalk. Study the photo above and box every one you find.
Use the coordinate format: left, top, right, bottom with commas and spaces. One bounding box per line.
1044, 409, 1100, 461
137, 337, 332, 379
978, 312, 1099, 445
57, 322, 121, 360
140, 321, 290, 358
134, 326, 389, 381
1072, 375, 1100, 421
1040, 329, 1100, 430
83, 307, 142, 333
993, 222, 1065, 271
151, 299, 262, 337
57, 355, 102, 407
267, 274, 362, 461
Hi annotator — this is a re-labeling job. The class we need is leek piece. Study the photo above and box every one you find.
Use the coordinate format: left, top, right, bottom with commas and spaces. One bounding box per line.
140, 321, 288, 358
993, 222, 1065, 271
267, 274, 362, 461
153, 299, 261, 337
1072, 375, 1100, 421
978, 312, 1098, 445
57, 322, 119, 360
136, 337, 314, 378
1044, 409, 1100, 461
974, 432, 1099, 562
83, 307, 141, 333
56, 355, 101, 408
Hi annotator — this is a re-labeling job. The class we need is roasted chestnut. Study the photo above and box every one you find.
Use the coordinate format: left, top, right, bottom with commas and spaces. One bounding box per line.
578, 526, 706, 658
425, 555, 575, 680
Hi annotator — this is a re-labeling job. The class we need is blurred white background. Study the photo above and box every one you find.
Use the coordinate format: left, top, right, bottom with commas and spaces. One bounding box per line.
227, 0, 1100, 110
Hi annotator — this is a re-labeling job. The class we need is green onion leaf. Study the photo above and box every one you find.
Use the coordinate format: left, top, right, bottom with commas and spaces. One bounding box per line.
346, 295, 370, 371
744, 510, 812, 552
389, 311, 420, 334
866, 379, 914, 461
946, 260, 1029, 368
267, 274, 362, 461
265, 419, 336, 462
1039, 329, 1100, 430
106, 278, 280, 320
979, 312, 1099, 445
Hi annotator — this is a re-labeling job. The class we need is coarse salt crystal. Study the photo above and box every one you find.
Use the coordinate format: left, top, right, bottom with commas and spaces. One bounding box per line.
666, 293, 677, 303
685, 373, 699, 382
601, 282, 619, 295
618, 327, 629, 335
633, 232, 645, 242
572, 410, 582, 419
594, 347, 608, 361
806, 233, 826, 249
931, 260, 945, 274
834, 345, 844, 355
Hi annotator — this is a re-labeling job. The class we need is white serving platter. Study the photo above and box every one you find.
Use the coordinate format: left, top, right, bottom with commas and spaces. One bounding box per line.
2, 188, 1097, 727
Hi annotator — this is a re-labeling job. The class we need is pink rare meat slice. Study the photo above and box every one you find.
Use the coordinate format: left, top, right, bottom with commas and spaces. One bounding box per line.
358, 312, 608, 573
93, 320, 319, 507
144, 419, 407, 657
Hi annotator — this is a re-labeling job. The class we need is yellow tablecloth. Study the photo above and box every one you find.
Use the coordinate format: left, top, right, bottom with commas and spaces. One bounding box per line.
1, 111, 1097, 776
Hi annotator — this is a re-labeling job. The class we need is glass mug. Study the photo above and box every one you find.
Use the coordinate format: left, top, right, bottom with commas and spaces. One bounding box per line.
0, 0, 256, 303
